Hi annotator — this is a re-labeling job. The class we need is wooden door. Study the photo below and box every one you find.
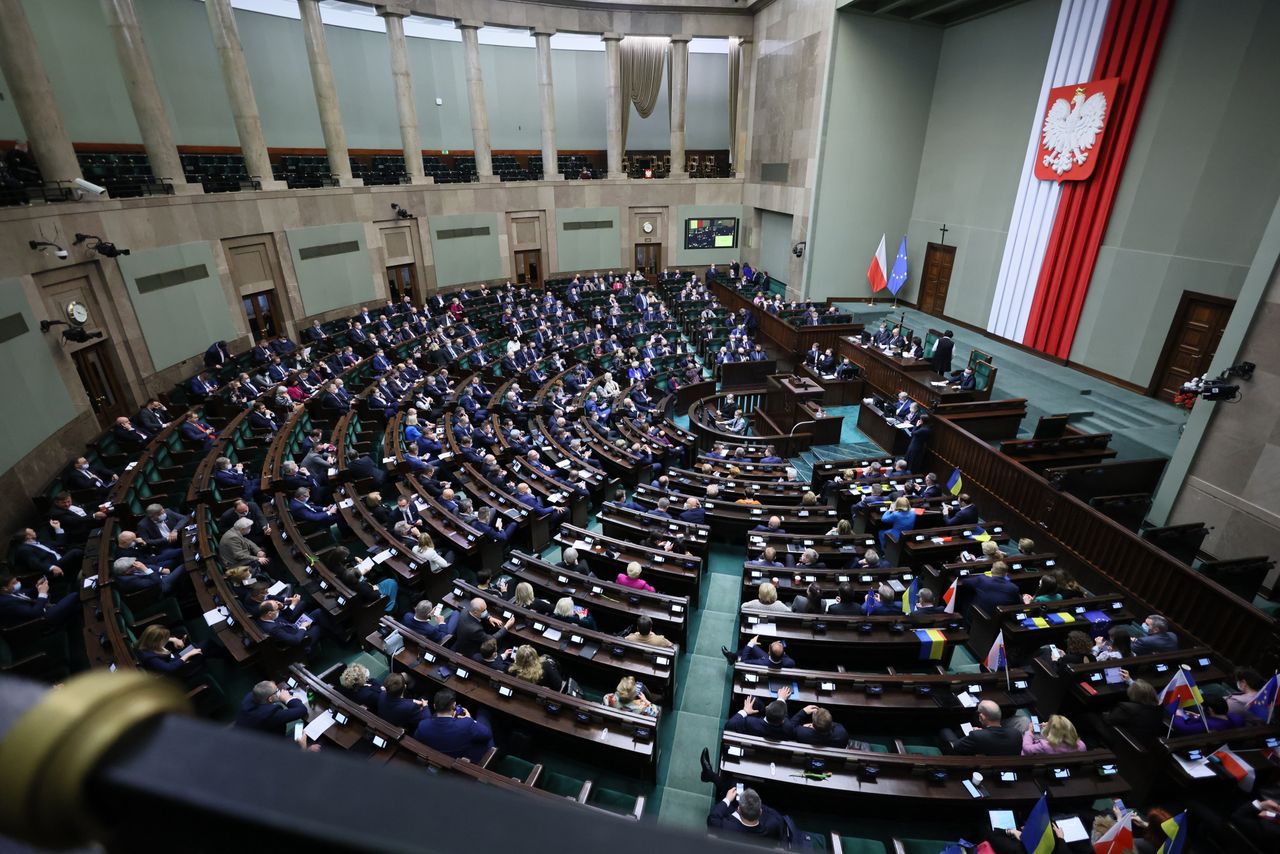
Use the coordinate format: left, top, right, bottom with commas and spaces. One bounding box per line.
386, 263, 419, 303
918, 242, 955, 315
71, 342, 130, 429
634, 244, 661, 276
242, 291, 283, 340
1150, 293, 1235, 402
514, 250, 542, 287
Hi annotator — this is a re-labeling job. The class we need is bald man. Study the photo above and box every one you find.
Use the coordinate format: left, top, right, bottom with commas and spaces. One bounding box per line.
941, 699, 1022, 756
452, 596, 514, 659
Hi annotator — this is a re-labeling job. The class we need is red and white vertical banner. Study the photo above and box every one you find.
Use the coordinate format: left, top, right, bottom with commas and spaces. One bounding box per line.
988, 0, 1172, 359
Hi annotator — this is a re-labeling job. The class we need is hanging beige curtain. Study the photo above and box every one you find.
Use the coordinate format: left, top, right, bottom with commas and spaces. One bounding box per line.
619, 36, 668, 151
728, 39, 741, 167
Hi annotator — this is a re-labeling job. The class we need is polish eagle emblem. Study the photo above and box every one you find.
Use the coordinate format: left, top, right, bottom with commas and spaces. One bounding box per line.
1034, 78, 1120, 182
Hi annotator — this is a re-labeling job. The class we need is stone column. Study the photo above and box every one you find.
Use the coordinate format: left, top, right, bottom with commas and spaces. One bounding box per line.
458, 21, 496, 182
735, 37, 754, 180
532, 28, 561, 181
204, 0, 285, 189
298, 0, 360, 186
668, 35, 691, 179
0, 0, 84, 186
100, 0, 198, 194
602, 33, 625, 179
378, 4, 428, 184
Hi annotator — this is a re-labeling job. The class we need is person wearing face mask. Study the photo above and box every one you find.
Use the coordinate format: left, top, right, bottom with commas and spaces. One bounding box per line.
1130, 613, 1179, 654
234, 680, 309, 736
0, 568, 79, 629
65, 456, 119, 501
452, 596, 514, 658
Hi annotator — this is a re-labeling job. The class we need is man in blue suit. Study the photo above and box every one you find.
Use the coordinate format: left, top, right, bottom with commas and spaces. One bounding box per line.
473, 507, 517, 543
722, 636, 795, 668
214, 456, 258, 501
288, 487, 339, 529
960, 562, 1021, 613
413, 689, 495, 763
377, 673, 430, 730
724, 694, 796, 739
180, 412, 217, 449
514, 482, 566, 524
111, 557, 187, 596
0, 570, 78, 629
234, 681, 308, 736
12, 528, 81, 578
942, 494, 979, 527
678, 497, 705, 524
256, 599, 323, 651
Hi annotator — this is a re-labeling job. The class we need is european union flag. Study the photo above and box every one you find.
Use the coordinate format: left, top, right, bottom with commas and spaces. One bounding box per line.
887, 236, 909, 296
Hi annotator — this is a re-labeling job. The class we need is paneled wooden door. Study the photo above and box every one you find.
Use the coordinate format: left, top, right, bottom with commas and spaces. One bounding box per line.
634, 244, 661, 276
1150, 293, 1235, 402
514, 250, 542, 287
71, 342, 130, 429
917, 242, 955, 316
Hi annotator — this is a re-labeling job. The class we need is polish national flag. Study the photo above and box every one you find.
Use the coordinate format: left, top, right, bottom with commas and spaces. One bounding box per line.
942, 578, 958, 613
867, 234, 888, 292
1093, 810, 1134, 854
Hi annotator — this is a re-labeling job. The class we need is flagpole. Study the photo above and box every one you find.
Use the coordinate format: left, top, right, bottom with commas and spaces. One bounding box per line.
1268, 671, 1277, 725
1003, 653, 1011, 692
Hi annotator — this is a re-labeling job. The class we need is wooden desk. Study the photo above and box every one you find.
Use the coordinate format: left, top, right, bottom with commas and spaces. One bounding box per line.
840, 337, 990, 406
736, 608, 967, 669
857, 402, 911, 457
719, 733, 1126, 814
368, 617, 660, 779
798, 364, 865, 407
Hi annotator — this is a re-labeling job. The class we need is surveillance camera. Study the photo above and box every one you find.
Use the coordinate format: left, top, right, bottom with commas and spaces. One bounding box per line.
73, 178, 107, 196
54, 248, 69, 260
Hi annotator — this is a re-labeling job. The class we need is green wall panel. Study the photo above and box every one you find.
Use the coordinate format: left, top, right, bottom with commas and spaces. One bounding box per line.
807, 13, 941, 301
117, 242, 238, 371
555, 207, 622, 272
759, 211, 795, 287
0, 279, 79, 475
429, 213, 503, 287
287, 224, 379, 316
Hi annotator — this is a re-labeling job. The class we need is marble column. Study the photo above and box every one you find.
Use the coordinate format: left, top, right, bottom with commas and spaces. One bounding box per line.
458, 21, 496, 182
735, 37, 754, 180
668, 35, 691, 179
298, 0, 360, 186
101, 0, 198, 193
0, 0, 84, 186
602, 33, 625, 179
204, 0, 285, 189
378, 4, 428, 184
532, 28, 561, 181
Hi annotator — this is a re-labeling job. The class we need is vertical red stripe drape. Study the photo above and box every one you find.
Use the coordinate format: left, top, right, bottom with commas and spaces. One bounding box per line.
1022, 0, 1173, 359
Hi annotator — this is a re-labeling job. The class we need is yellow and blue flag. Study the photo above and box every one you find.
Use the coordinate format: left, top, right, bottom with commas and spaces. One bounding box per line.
902, 577, 919, 615
946, 467, 963, 495
915, 628, 946, 661
1156, 811, 1186, 854
1021, 794, 1055, 854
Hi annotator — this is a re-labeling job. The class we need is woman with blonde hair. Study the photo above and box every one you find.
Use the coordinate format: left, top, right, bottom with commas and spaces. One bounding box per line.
827, 518, 854, 537
747, 581, 791, 612
616, 561, 655, 592
604, 675, 659, 717
878, 496, 916, 548
802, 491, 818, 507
1022, 714, 1086, 754
337, 662, 383, 710
508, 644, 564, 691
135, 625, 202, 675
411, 531, 451, 574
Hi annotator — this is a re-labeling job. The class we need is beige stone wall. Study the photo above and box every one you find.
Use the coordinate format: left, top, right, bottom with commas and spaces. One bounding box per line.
741, 0, 838, 295
1169, 256, 1280, 566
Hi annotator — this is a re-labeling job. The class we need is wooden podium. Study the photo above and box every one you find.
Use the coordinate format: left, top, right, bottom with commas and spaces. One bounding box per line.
755, 374, 842, 445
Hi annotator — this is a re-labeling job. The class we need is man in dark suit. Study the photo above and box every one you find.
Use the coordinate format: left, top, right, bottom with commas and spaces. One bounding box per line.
256, 599, 323, 651
112, 416, 153, 449
942, 493, 979, 527
214, 456, 258, 501
288, 487, 339, 529
678, 497, 705, 524
414, 689, 495, 763
472, 507, 516, 543
1131, 614, 1179, 655
911, 588, 947, 615
111, 556, 187, 595
724, 694, 795, 739
204, 340, 231, 369
377, 673, 430, 730
65, 456, 118, 500
451, 597, 514, 658
790, 706, 850, 748
12, 528, 80, 578
136, 400, 170, 436
961, 561, 1021, 613
249, 403, 279, 434
706, 787, 787, 842
723, 636, 795, 668
180, 412, 217, 449
931, 330, 955, 374
942, 699, 1022, 755
48, 492, 108, 543
951, 366, 976, 391
138, 504, 190, 564
188, 372, 216, 399
904, 413, 932, 476
345, 451, 386, 487
0, 569, 78, 629
234, 681, 308, 736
